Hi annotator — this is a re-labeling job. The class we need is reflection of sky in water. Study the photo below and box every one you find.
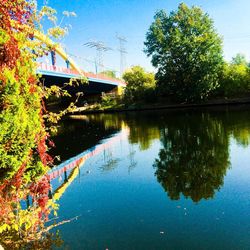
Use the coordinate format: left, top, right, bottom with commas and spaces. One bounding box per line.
229, 138, 250, 184
52, 124, 250, 250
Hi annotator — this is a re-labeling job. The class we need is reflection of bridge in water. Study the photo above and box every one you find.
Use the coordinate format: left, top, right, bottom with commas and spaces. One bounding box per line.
47, 128, 129, 201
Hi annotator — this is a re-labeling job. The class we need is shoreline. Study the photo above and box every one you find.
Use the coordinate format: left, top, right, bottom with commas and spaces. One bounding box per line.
67, 96, 250, 115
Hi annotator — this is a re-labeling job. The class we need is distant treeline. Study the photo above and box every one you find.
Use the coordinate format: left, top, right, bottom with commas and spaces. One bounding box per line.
110, 3, 250, 106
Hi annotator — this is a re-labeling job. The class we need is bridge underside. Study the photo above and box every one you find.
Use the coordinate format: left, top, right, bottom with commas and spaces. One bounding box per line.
41, 75, 118, 95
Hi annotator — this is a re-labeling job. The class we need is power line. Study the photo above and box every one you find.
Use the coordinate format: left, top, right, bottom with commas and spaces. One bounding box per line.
68, 53, 119, 75
83, 41, 112, 73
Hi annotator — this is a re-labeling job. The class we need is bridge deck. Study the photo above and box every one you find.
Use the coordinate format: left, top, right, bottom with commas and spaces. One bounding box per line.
37, 63, 126, 87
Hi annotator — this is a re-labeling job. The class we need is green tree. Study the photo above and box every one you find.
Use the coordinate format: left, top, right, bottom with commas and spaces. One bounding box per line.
123, 66, 156, 103
231, 53, 248, 66
100, 70, 117, 78
144, 3, 224, 102
217, 59, 250, 97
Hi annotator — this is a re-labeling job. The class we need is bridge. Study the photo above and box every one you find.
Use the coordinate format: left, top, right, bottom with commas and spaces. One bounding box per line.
10, 20, 126, 97
38, 63, 126, 96
33, 29, 126, 97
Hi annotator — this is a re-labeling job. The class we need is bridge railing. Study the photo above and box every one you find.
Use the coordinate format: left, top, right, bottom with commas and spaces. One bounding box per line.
37, 63, 126, 86
84, 72, 126, 86
37, 62, 80, 75
47, 128, 129, 181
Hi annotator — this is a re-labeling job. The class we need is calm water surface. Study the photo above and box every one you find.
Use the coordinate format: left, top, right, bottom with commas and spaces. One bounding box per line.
51, 106, 250, 250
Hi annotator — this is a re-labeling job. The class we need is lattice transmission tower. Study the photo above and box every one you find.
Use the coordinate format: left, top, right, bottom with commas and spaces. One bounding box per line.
116, 34, 127, 77
83, 41, 112, 73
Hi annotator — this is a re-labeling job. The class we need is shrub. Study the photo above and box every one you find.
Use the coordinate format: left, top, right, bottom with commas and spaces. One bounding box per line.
217, 62, 250, 97
123, 66, 156, 103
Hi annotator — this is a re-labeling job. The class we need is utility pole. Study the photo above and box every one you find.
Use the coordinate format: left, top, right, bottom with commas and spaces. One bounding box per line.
83, 41, 112, 74
116, 34, 127, 77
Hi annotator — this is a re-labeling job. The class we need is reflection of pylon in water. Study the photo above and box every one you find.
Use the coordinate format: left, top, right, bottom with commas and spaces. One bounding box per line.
101, 148, 118, 172
128, 145, 137, 174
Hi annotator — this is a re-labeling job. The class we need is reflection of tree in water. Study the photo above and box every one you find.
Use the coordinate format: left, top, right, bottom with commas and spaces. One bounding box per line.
0, 172, 64, 249
219, 107, 250, 148
87, 114, 123, 131
233, 127, 250, 147
154, 112, 230, 202
124, 113, 160, 151
0, 231, 63, 250
229, 112, 250, 147
129, 126, 160, 151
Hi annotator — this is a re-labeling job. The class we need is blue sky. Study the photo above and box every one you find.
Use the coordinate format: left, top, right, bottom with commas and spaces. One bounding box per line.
38, 0, 250, 75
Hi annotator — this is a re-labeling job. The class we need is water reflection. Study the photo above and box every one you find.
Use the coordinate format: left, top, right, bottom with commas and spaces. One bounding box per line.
54, 108, 250, 202
127, 146, 137, 173
154, 112, 230, 202
124, 112, 160, 150
99, 149, 120, 172
2, 106, 250, 248
75, 107, 250, 202
0, 171, 62, 249
51, 116, 121, 163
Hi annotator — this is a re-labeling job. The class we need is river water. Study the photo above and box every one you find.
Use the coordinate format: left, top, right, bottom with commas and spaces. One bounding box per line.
50, 106, 250, 250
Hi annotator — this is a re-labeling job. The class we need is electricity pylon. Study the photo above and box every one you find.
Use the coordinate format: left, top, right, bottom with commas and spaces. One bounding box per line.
83, 41, 112, 73
116, 34, 127, 77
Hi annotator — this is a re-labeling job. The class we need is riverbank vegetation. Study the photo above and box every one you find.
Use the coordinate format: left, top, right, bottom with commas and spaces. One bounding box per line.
216, 54, 250, 98
85, 3, 250, 112
144, 3, 224, 103
123, 66, 156, 104
0, 0, 78, 248
141, 3, 250, 105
